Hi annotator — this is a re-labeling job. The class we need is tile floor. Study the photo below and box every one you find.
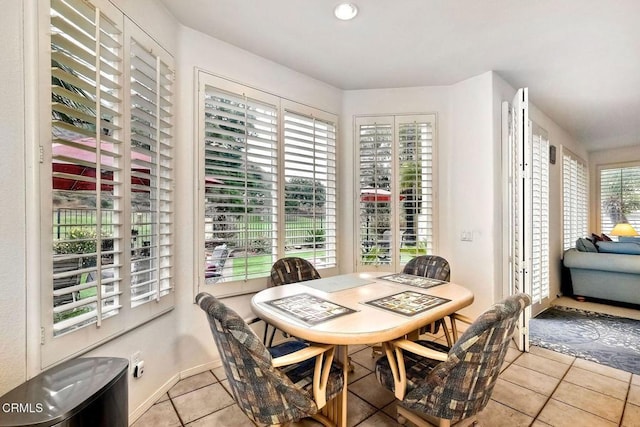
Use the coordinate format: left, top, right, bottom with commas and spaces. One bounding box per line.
133, 299, 640, 427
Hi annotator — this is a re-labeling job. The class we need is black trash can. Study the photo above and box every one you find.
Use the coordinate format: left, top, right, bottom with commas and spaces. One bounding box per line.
0, 357, 128, 427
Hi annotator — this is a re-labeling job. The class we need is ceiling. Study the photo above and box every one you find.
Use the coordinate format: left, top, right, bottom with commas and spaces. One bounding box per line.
159, 0, 640, 152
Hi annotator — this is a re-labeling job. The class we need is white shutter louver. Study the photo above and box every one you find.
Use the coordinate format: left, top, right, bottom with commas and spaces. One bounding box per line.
357, 115, 435, 269
129, 35, 174, 306
51, 0, 123, 336
562, 151, 588, 251
203, 85, 278, 283
283, 109, 337, 267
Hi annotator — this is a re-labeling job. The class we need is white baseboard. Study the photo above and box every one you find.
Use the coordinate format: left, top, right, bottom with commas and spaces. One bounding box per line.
128, 358, 223, 425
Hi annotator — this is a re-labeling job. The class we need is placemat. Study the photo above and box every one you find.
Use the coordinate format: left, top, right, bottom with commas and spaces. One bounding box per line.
263, 293, 357, 325
364, 290, 450, 316
379, 273, 446, 289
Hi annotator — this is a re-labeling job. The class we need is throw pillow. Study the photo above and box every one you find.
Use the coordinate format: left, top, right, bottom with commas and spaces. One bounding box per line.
596, 241, 640, 255
575, 237, 598, 252
591, 233, 603, 243
619, 236, 640, 243
601, 233, 612, 241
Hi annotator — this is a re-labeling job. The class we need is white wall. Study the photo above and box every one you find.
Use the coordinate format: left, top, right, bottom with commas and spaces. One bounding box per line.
341, 72, 501, 317
0, 0, 27, 396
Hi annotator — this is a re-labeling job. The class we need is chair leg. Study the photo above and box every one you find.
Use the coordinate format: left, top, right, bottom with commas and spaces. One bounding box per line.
440, 318, 453, 347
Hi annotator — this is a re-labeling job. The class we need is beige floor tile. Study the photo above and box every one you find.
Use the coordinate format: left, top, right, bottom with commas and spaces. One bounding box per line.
155, 392, 170, 403
211, 365, 226, 381
530, 421, 553, 426
349, 343, 369, 355
186, 404, 255, 426
349, 373, 396, 409
572, 357, 632, 382
132, 401, 181, 427
504, 346, 524, 363
356, 411, 403, 426
381, 401, 397, 420
622, 402, 640, 427
474, 400, 533, 427
564, 366, 629, 400
168, 371, 216, 398
633, 374, 640, 387
347, 391, 378, 427
513, 352, 571, 379
537, 398, 617, 427
551, 381, 624, 423
490, 378, 548, 417
349, 347, 378, 371
499, 363, 561, 396
348, 360, 372, 384
172, 383, 235, 424
529, 345, 575, 365
628, 384, 640, 406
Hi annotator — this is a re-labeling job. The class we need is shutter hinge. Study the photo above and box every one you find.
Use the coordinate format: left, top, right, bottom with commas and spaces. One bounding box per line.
40, 327, 45, 345
39, 145, 44, 163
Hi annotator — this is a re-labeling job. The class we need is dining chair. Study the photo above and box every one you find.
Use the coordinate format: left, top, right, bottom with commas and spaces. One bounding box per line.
264, 257, 321, 347
403, 255, 453, 345
372, 255, 452, 358
375, 293, 531, 427
196, 292, 345, 426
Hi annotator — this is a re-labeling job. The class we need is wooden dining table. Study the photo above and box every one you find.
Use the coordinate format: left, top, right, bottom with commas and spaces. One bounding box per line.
250, 271, 474, 426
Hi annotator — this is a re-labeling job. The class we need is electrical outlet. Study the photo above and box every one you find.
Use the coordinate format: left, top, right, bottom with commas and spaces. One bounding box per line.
133, 361, 145, 378
130, 351, 141, 374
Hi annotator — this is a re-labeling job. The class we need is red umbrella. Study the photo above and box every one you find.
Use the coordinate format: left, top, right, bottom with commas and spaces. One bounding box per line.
360, 188, 405, 202
52, 140, 151, 192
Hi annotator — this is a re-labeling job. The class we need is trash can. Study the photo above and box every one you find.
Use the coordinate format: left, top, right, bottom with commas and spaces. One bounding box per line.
0, 357, 128, 426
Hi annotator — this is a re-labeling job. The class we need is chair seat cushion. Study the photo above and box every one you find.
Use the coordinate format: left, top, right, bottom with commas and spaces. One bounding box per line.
375, 340, 449, 395
269, 340, 345, 404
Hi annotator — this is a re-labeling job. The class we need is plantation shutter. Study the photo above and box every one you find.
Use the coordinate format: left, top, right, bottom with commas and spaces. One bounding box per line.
202, 83, 279, 283
530, 124, 549, 304
397, 119, 435, 256
357, 115, 435, 270
49, 0, 124, 341
129, 28, 174, 306
562, 151, 588, 250
599, 165, 640, 234
283, 106, 337, 267
358, 119, 394, 266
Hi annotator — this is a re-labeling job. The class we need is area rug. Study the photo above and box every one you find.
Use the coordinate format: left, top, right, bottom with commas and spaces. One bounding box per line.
529, 306, 640, 375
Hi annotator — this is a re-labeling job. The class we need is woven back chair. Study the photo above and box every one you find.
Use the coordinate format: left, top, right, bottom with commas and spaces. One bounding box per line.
269, 257, 321, 287
196, 292, 344, 426
402, 255, 453, 343
264, 257, 321, 346
375, 293, 531, 427
402, 255, 451, 281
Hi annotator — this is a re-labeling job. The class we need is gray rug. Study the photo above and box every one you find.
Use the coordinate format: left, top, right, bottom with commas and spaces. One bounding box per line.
529, 306, 640, 374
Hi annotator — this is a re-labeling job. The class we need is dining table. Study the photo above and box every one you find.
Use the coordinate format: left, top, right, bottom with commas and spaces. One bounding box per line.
250, 271, 474, 427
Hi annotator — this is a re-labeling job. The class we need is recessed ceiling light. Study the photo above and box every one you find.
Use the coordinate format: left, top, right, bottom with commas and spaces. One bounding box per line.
334, 3, 358, 21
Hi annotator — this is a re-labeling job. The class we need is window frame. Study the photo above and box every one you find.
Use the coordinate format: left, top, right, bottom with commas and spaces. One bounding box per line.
40, 0, 175, 367
596, 161, 640, 235
195, 71, 339, 298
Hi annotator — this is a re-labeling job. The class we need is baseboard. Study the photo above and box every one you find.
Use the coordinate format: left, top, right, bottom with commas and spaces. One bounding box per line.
129, 358, 223, 425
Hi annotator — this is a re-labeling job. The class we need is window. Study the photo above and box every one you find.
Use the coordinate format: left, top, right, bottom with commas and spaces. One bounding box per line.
198, 73, 337, 296
356, 115, 436, 271
562, 149, 588, 251
599, 164, 640, 234
44, 0, 174, 366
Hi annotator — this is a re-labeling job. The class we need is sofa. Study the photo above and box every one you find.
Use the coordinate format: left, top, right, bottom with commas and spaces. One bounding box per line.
563, 237, 640, 305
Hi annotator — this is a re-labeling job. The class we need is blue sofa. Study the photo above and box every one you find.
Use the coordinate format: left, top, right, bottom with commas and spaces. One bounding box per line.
563, 238, 640, 305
